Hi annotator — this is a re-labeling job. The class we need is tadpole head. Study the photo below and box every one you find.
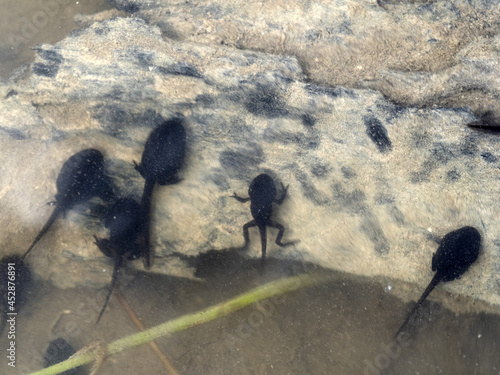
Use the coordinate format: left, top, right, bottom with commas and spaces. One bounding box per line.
54, 148, 114, 211
248, 173, 277, 200
433, 226, 481, 282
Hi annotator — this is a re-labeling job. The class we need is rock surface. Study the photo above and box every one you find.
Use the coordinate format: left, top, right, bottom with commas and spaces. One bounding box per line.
109, 0, 500, 123
0, 5, 499, 313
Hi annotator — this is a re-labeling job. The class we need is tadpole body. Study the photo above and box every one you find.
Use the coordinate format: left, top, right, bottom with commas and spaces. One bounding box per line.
22, 149, 111, 260
94, 197, 141, 323
231, 173, 298, 264
134, 119, 186, 269
395, 226, 481, 337
44, 338, 83, 375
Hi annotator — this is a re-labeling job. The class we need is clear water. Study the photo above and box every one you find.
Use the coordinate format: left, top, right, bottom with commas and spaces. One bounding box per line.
0, 0, 111, 80
0, 1, 499, 375
2, 259, 500, 374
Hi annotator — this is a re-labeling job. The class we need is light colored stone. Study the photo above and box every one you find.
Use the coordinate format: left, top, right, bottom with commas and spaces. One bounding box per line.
0, 16, 499, 313
109, 0, 500, 122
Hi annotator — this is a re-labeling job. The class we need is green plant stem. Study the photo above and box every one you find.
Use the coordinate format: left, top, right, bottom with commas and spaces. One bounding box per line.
29, 273, 325, 375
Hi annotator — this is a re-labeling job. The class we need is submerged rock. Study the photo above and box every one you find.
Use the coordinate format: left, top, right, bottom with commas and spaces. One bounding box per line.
0, 16, 498, 313
109, 0, 500, 123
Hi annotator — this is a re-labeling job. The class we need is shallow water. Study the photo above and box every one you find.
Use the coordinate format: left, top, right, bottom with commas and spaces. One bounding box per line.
1, 1, 500, 375
0, 0, 112, 80
1, 258, 499, 374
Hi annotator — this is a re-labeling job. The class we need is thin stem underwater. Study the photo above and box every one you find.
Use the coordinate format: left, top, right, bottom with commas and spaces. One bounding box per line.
29, 273, 325, 375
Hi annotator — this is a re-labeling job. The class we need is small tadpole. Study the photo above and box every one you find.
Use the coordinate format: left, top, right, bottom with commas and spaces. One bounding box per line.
94, 197, 142, 323
231, 173, 299, 264
134, 118, 187, 269
395, 226, 481, 338
44, 338, 84, 375
467, 111, 500, 132
22, 149, 111, 260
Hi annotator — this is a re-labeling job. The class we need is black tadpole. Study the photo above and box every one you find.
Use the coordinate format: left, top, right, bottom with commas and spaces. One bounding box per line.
94, 197, 142, 324
93, 254, 123, 324
22, 149, 111, 260
467, 111, 500, 131
134, 119, 186, 269
44, 338, 84, 375
395, 226, 481, 337
231, 173, 298, 264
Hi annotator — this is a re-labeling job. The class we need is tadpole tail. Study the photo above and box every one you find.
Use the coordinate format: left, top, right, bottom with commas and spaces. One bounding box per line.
96, 256, 122, 324
258, 224, 267, 265
22, 205, 62, 260
139, 179, 155, 270
394, 272, 443, 338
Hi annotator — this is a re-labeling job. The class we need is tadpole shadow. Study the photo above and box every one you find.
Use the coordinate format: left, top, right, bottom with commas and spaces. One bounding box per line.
174, 245, 320, 282
173, 245, 251, 279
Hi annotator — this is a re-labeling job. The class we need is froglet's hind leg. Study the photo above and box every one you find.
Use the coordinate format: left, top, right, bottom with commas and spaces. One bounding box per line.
269, 221, 299, 247
242, 220, 257, 245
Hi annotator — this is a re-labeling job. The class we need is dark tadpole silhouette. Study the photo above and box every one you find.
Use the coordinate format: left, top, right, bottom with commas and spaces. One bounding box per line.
44, 338, 84, 375
93, 197, 142, 323
395, 226, 481, 337
231, 173, 298, 264
22, 149, 111, 260
467, 111, 500, 131
0, 255, 32, 335
134, 118, 186, 269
